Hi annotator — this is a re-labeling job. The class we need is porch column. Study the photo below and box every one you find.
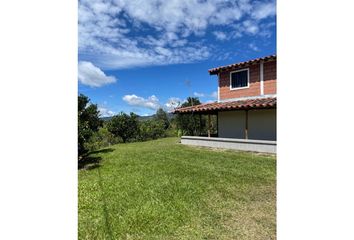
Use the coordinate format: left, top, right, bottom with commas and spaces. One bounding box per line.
199, 114, 202, 136
208, 114, 211, 138
245, 110, 249, 139
216, 112, 219, 137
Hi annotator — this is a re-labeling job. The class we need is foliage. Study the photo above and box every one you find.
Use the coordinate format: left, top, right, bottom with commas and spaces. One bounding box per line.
174, 97, 218, 136
138, 119, 166, 141
79, 137, 276, 240
175, 97, 204, 135
154, 108, 170, 129
78, 94, 102, 156
84, 126, 121, 152
107, 112, 139, 143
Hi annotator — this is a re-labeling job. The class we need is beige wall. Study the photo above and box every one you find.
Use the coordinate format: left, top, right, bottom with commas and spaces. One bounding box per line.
218, 111, 246, 139
248, 109, 276, 140
218, 109, 276, 140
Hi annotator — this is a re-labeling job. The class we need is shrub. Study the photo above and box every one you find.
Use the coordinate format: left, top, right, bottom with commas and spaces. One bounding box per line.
84, 127, 121, 151
139, 120, 166, 141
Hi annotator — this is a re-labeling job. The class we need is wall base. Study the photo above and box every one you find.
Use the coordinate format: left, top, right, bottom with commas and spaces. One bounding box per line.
181, 136, 276, 154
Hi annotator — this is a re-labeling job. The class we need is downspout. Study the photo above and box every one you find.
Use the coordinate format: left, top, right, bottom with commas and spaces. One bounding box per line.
217, 73, 220, 102
260, 60, 264, 96
208, 114, 211, 138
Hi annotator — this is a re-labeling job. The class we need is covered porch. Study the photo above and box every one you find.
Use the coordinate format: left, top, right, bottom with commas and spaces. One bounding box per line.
173, 97, 277, 153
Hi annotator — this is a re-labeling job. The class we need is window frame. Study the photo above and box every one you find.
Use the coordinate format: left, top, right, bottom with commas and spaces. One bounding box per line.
229, 68, 250, 90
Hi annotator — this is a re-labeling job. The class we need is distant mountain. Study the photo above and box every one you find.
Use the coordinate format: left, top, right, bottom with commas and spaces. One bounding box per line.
101, 116, 113, 121
101, 112, 175, 121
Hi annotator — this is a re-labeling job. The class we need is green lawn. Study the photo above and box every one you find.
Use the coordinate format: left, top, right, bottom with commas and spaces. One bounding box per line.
79, 137, 276, 240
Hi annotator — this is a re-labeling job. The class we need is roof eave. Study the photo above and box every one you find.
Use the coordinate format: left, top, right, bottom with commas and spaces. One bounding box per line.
173, 105, 276, 114
208, 54, 276, 75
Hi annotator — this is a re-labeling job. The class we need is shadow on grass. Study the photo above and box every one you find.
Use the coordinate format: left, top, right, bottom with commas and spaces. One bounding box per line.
78, 148, 114, 170
89, 148, 115, 155
97, 167, 114, 240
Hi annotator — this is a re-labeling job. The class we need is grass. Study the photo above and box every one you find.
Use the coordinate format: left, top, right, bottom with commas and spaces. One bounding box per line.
79, 137, 276, 240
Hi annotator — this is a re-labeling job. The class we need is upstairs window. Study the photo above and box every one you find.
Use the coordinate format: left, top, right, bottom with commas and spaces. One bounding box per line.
230, 68, 249, 89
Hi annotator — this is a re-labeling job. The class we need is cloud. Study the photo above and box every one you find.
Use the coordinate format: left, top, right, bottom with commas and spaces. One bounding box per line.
251, 1, 276, 20
122, 94, 161, 110
122, 94, 182, 112
193, 91, 217, 99
193, 92, 205, 97
213, 31, 228, 41
78, 0, 276, 70
242, 20, 259, 35
78, 61, 116, 87
210, 91, 218, 99
165, 97, 182, 111
98, 107, 115, 117
249, 43, 260, 51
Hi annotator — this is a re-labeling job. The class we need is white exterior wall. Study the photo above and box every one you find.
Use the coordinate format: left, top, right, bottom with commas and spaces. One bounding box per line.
218, 109, 276, 141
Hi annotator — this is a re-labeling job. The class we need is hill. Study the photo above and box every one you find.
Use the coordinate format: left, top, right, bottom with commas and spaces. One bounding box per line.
101, 112, 174, 121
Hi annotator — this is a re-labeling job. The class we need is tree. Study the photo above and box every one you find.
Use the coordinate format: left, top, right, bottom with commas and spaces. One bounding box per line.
180, 97, 201, 108
175, 97, 204, 135
78, 94, 102, 156
154, 108, 170, 129
139, 119, 166, 140
107, 112, 139, 143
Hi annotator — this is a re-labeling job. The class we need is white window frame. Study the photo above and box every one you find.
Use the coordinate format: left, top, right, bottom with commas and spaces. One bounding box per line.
230, 68, 250, 90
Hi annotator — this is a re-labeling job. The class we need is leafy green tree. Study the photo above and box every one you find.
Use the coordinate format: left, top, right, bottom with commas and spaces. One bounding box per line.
139, 119, 166, 140
107, 112, 139, 143
180, 97, 201, 108
154, 108, 170, 129
175, 97, 204, 135
78, 94, 102, 156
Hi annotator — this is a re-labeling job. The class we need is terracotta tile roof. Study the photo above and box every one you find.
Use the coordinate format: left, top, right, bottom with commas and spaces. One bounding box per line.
208, 54, 276, 75
173, 97, 276, 114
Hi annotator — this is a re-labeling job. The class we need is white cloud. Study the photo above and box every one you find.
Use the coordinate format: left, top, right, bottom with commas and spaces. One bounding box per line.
193, 91, 217, 99
193, 92, 205, 97
122, 94, 182, 112
210, 91, 218, 99
251, 1, 276, 20
78, 61, 116, 87
242, 20, 259, 35
165, 97, 182, 112
122, 94, 161, 110
213, 31, 228, 41
249, 43, 260, 51
78, 0, 276, 69
98, 107, 115, 117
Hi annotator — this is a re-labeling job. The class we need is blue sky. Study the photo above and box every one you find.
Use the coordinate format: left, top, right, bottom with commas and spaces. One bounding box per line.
78, 0, 276, 117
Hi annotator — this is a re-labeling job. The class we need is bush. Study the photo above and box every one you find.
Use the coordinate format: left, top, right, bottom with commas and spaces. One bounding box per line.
139, 120, 166, 141
84, 127, 121, 152
177, 129, 183, 137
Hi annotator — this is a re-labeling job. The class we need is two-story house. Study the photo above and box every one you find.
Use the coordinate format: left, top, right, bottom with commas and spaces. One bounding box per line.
174, 55, 276, 153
